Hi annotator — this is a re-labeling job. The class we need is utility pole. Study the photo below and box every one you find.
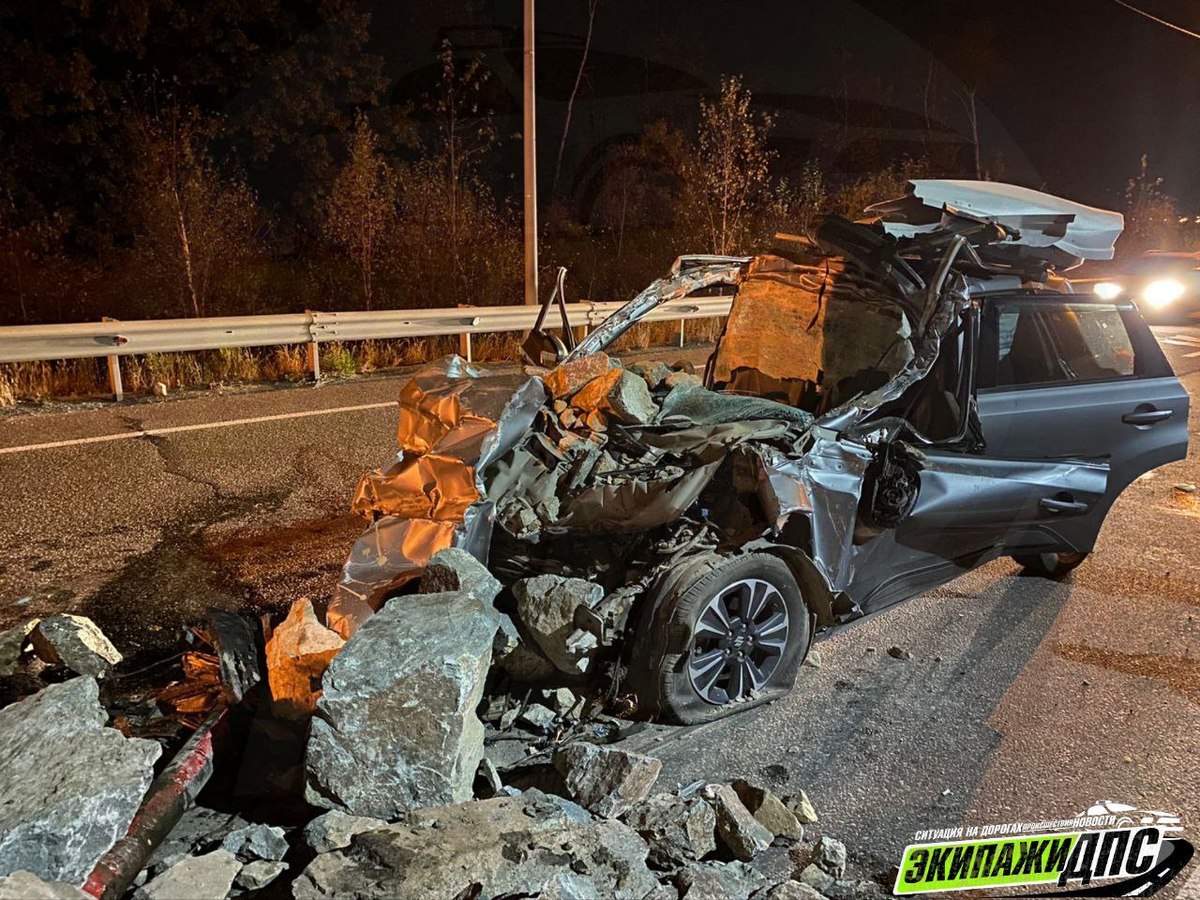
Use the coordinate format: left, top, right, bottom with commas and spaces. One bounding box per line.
523, 0, 539, 305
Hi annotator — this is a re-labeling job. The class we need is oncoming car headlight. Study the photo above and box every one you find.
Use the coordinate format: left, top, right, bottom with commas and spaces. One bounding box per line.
1092, 281, 1123, 300
1143, 278, 1186, 308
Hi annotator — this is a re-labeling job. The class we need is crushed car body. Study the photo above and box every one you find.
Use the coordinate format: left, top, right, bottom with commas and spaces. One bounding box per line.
328, 180, 1189, 723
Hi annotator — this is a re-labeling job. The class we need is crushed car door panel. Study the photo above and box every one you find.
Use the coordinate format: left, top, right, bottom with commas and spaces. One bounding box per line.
844, 452, 1109, 613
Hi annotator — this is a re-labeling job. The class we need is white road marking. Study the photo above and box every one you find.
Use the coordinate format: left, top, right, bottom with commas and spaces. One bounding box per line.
0, 401, 397, 456
1160, 334, 1200, 358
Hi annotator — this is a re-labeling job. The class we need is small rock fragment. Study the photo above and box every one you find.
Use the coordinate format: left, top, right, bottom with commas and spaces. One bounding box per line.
0, 619, 38, 677
623, 793, 717, 867
704, 784, 773, 861
419, 548, 502, 604
152, 382, 168, 397
766, 881, 829, 900
663, 370, 703, 390
235, 860, 287, 891
302, 810, 387, 854
731, 779, 804, 841
1174, 482, 1197, 494
548, 687, 579, 714
803, 646, 822, 669
542, 353, 613, 399
0, 871, 88, 899
886, 646, 912, 661
519, 702, 557, 732
220, 823, 288, 862
29, 615, 122, 678
782, 789, 819, 824
816, 836, 848, 878
604, 370, 659, 424
552, 743, 662, 818
265, 599, 344, 719
134, 850, 241, 900
798, 863, 835, 892
676, 860, 767, 899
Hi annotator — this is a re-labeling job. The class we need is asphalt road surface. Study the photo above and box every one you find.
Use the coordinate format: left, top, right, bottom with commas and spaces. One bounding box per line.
2, 329, 1199, 894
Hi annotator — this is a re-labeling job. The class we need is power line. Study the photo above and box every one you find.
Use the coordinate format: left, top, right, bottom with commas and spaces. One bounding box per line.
1111, 0, 1200, 41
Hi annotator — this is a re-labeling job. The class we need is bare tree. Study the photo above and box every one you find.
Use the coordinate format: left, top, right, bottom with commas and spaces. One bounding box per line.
552, 0, 600, 204
686, 75, 776, 256
322, 113, 397, 309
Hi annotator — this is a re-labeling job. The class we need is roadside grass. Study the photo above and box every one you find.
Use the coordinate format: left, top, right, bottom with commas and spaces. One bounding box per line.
0, 319, 720, 404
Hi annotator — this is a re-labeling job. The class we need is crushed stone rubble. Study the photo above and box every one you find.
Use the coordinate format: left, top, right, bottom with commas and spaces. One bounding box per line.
0, 357, 893, 900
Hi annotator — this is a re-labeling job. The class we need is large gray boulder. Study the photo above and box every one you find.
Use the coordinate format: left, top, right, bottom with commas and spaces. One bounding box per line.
0, 678, 160, 886
513, 575, 604, 673
293, 790, 659, 900
305, 591, 499, 818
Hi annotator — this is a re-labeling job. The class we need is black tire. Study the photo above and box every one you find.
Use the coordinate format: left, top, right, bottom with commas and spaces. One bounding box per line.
630, 554, 810, 725
1012, 551, 1088, 579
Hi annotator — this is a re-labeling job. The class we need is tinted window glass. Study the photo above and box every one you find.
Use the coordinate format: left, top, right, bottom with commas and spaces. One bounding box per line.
993, 302, 1135, 388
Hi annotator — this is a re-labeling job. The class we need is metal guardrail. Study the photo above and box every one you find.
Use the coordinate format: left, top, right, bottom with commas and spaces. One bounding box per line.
0, 297, 734, 400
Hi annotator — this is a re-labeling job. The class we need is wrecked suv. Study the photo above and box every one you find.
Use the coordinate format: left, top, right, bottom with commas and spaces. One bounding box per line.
328, 180, 1189, 724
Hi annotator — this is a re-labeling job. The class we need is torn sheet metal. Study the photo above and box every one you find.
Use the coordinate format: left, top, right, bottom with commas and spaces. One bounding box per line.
566, 259, 744, 361
328, 357, 546, 638
709, 255, 912, 409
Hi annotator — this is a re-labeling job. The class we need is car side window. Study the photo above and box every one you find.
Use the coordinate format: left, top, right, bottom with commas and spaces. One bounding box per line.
988, 301, 1136, 389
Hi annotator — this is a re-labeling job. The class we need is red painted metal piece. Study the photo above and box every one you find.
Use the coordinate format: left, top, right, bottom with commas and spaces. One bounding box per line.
83, 708, 227, 900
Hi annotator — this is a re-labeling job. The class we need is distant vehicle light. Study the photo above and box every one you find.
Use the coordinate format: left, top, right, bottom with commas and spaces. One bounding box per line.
1143, 278, 1186, 308
1093, 281, 1123, 300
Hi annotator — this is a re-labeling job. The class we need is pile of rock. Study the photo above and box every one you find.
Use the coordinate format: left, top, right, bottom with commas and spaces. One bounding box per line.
0, 613, 123, 679
294, 741, 886, 900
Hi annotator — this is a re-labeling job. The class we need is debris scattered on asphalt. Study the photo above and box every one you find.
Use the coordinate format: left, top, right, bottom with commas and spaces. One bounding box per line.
886, 646, 913, 661
29, 614, 122, 678
732, 778, 805, 841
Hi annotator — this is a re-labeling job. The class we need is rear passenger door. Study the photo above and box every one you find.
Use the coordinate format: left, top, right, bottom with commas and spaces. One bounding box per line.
975, 293, 1189, 553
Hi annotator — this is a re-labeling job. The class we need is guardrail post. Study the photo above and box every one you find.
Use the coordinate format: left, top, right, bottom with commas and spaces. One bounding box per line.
304, 309, 321, 380
457, 305, 475, 362
102, 317, 123, 402
306, 341, 321, 380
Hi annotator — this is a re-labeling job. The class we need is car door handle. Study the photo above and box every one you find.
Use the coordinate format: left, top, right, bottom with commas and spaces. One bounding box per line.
1040, 497, 1089, 514
1122, 408, 1174, 426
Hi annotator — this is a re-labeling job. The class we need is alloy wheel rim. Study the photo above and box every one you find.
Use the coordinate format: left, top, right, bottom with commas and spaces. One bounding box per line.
687, 577, 789, 705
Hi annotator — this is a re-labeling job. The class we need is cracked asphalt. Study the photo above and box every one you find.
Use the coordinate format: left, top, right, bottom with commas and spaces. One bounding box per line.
2, 330, 1198, 893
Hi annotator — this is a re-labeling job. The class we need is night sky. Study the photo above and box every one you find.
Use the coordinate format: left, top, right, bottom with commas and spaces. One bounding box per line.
503, 0, 1200, 212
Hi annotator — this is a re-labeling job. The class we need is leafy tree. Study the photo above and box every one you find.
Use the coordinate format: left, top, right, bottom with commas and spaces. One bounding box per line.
322, 114, 397, 309
129, 101, 264, 318
685, 75, 776, 256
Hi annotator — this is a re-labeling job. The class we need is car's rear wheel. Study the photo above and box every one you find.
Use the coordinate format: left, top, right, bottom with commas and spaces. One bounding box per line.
1011, 551, 1088, 579
632, 554, 810, 724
